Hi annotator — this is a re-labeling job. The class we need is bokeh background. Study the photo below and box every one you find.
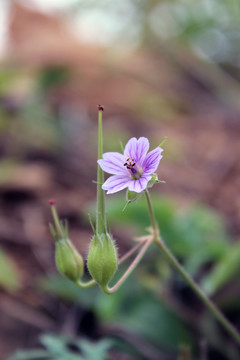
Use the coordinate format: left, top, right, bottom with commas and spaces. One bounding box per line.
1, 0, 240, 359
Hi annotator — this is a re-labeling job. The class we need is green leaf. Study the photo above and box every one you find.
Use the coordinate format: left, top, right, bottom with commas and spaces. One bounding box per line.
7, 350, 49, 360
79, 339, 113, 360
40, 333, 67, 354
9, 334, 112, 360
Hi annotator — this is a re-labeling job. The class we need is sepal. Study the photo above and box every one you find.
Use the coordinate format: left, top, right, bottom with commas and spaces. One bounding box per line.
147, 173, 165, 188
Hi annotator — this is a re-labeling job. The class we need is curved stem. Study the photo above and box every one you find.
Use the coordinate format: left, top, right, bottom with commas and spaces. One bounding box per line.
144, 188, 240, 345
145, 189, 159, 239
102, 238, 152, 295
155, 237, 240, 345
118, 240, 146, 265
75, 279, 96, 289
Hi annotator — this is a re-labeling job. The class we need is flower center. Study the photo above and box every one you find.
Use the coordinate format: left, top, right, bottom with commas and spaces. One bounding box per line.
123, 157, 142, 179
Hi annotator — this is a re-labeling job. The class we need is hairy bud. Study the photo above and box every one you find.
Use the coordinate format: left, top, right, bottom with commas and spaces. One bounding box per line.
55, 238, 84, 282
87, 233, 118, 287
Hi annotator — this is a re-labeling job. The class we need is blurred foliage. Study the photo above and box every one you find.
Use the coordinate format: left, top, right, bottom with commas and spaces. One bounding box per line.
8, 334, 113, 360
71, 0, 240, 67
37, 66, 70, 92
201, 241, 240, 296
0, 67, 64, 155
39, 274, 193, 353
0, 247, 20, 292
1, 1, 240, 359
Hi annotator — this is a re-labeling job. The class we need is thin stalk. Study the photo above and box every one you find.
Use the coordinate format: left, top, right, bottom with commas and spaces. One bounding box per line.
101, 238, 152, 294
96, 108, 106, 234
145, 189, 158, 239
118, 240, 146, 265
144, 189, 240, 345
155, 237, 240, 345
75, 279, 96, 289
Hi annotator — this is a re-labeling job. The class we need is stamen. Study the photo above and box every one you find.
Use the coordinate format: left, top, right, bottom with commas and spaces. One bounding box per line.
123, 156, 142, 179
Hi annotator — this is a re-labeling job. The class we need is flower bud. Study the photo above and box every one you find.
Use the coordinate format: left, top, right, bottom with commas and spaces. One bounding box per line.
55, 238, 84, 282
147, 173, 165, 188
87, 233, 118, 287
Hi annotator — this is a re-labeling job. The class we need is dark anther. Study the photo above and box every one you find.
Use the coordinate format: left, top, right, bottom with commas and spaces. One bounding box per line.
124, 163, 127, 166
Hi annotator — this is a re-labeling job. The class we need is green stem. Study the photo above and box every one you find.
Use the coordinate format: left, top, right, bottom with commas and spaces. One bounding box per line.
101, 238, 152, 294
96, 109, 106, 234
145, 189, 158, 239
155, 237, 240, 345
144, 189, 240, 345
75, 279, 96, 289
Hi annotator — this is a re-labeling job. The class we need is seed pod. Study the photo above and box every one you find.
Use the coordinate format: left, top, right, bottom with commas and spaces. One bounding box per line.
87, 233, 118, 287
55, 238, 84, 282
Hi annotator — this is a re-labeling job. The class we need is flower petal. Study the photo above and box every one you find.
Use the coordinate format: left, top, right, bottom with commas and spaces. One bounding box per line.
135, 137, 150, 164
124, 137, 137, 160
142, 147, 163, 175
102, 175, 130, 194
124, 137, 149, 164
128, 175, 152, 193
98, 152, 126, 175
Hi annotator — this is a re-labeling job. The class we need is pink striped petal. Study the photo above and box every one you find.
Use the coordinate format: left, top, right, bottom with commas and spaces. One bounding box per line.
142, 147, 163, 175
128, 175, 152, 193
98, 152, 126, 175
102, 175, 130, 194
124, 137, 149, 164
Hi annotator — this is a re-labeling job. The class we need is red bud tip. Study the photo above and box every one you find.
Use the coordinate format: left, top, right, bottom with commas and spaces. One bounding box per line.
49, 199, 56, 206
97, 104, 104, 111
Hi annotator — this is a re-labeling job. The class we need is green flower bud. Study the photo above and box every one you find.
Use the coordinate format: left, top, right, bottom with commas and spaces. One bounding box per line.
55, 238, 84, 282
87, 233, 118, 287
147, 173, 165, 188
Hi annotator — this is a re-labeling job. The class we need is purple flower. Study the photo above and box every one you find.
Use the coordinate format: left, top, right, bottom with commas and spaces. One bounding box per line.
98, 137, 163, 194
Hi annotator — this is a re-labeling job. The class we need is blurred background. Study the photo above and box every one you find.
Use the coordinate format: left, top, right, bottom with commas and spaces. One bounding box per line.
0, 0, 240, 359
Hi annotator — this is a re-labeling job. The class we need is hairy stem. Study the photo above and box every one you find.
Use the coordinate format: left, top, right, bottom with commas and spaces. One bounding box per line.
96, 109, 106, 234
